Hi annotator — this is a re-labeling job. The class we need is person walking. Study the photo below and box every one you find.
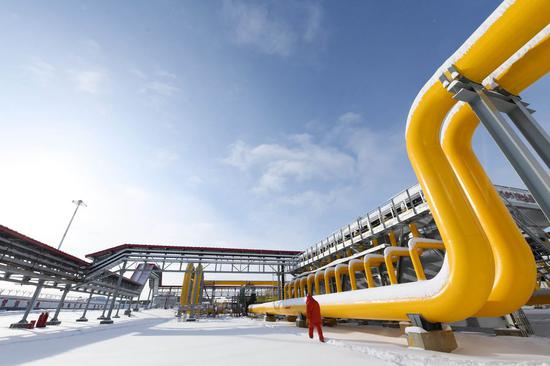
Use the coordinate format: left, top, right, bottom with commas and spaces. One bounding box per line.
306, 293, 324, 342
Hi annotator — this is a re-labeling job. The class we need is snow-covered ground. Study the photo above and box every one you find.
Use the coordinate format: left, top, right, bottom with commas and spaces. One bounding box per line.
0, 308, 549, 366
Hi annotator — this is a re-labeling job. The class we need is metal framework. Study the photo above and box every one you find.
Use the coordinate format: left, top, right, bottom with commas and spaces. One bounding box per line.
294, 183, 550, 273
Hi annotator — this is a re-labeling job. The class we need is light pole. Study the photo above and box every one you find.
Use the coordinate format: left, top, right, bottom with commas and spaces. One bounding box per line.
58, 200, 87, 250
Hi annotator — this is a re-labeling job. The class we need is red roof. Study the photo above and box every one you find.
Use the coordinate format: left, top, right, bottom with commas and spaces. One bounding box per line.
0, 225, 89, 266
86, 243, 302, 259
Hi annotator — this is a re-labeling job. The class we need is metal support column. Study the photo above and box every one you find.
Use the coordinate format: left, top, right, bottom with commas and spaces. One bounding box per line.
10, 279, 45, 328
443, 69, 550, 220
114, 298, 124, 318
508, 96, 550, 167
468, 89, 550, 219
145, 287, 152, 309
97, 293, 111, 320
77, 290, 94, 322
125, 297, 133, 316
47, 284, 71, 325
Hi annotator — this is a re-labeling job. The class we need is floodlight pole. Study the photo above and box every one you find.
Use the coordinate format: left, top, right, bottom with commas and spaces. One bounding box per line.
58, 200, 87, 250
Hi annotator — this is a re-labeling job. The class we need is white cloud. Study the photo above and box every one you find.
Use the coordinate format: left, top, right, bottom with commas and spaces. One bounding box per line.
153, 150, 180, 167
140, 81, 180, 97
72, 70, 106, 94
24, 60, 56, 84
303, 3, 322, 43
223, 111, 413, 208
224, 133, 355, 194
222, 0, 323, 57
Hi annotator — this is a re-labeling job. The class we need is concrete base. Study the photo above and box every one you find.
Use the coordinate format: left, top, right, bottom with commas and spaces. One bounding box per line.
322, 318, 337, 327
113, 315, 120, 318
76, 318, 88, 322
97, 316, 106, 320
495, 327, 528, 337
186, 317, 197, 322
9, 322, 33, 329
285, 316, 297, 322
133, 308, 140, 312
100, 319, 114, 324
46, 320, 61, 326
264, 314, 276, 322
399, 321, 412, 335
407, 329, 457, 353
124, 310, 132, 316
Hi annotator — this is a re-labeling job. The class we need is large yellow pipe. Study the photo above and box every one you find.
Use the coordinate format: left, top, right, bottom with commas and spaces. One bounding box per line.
250, 0, 548, 322
191, 264, 204, 306
441, 29, 550, 317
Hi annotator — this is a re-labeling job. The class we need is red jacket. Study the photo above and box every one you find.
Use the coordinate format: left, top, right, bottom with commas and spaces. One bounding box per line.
306, 294, 322, 324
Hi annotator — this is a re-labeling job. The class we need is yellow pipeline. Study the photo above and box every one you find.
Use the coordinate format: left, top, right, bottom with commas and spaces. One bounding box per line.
179, 263, 194, 307
249, 0, 548, 322
441, 30, 550, 316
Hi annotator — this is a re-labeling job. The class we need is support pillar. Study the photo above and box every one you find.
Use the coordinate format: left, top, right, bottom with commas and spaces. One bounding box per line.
146, 288, 152, 309
124, 297, 133, 316
47, 284, 71, 325
101, 262, 126, 324
97, 293, 111, 320
113, 298, 124, 318
405, 313, 457, 352
10, 279, 44, 328
76, 290, 94, 322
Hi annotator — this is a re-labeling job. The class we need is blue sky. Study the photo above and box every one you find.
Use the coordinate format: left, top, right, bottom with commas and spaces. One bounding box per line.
1, 0, 548, 259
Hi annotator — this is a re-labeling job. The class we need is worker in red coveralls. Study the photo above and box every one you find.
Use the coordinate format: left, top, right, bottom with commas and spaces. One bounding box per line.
306, 293, 324, 342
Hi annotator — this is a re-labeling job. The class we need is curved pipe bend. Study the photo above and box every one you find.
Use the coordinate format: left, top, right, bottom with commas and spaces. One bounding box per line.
441, 29, 550, 316
250, 0, 549, 322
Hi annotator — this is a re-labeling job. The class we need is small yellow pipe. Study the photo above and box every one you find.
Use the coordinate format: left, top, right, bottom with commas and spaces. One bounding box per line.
388, 231, 397, 247
335, 264, 349, 293
409, 223, 421, 238
324, 267, 336, 294
314, 271, 324, 294
348, 259, 365, 291
384, 247, 410, 285
363, 254, 385, 288
299, 277, 307, 297
307, 273, 315, 295
408, 238, 445, 281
